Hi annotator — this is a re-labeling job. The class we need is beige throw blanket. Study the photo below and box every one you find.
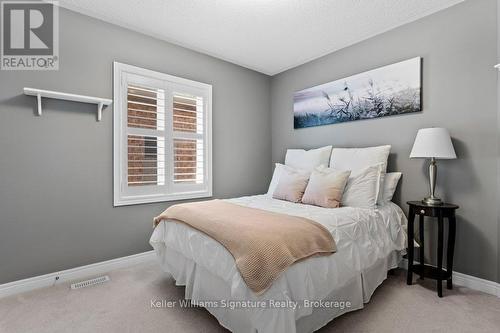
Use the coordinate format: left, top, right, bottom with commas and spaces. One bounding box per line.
154, 200, 336, 294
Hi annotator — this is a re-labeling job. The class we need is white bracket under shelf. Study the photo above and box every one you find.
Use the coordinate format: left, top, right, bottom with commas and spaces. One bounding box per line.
494, 64, 500, 70
23, 87, 112, 121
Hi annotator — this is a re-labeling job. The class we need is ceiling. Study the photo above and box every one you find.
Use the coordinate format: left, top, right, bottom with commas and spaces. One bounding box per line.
58, 0, 464, 75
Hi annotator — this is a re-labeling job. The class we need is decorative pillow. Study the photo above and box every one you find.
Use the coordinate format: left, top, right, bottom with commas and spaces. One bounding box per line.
342, 164, 383, 209
329, 145, 390, 203
329, 145, 391, 172
302, 167, 351, 208
267, 163, 285, 196
285, 146, 332, 171
378, 172, 402, 204
272, 166, 310, 203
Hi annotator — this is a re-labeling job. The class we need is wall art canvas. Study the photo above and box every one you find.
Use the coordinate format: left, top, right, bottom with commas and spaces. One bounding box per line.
293, 57, 422, 129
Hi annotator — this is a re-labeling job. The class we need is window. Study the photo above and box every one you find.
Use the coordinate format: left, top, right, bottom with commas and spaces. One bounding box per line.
113, 62, 212, 206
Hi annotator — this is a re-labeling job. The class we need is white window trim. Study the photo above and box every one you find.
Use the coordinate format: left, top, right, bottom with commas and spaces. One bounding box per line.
113, 62, 212, 206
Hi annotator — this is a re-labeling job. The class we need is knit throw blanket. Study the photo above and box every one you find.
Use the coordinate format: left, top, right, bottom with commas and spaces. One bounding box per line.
154, 200, 336, 294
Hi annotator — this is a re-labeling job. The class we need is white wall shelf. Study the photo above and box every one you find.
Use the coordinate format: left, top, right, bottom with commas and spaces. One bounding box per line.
23, 87, 112, 121
494, 64, 500, 69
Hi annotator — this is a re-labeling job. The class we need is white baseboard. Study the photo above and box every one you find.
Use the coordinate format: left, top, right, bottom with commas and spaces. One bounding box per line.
2, 253, 498, 299
399, 258, 500, 297
0, 250, 156, 299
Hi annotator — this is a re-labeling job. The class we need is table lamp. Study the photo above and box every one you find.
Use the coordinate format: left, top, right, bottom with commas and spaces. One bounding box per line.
410, 128, 457, 205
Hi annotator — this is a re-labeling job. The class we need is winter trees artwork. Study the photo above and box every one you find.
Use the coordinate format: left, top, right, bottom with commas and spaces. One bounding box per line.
293, 57, 422, 129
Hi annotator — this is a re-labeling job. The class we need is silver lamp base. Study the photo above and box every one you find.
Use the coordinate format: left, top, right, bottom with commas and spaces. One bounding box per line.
423, 157, 443, 206
422, 196, 443, 205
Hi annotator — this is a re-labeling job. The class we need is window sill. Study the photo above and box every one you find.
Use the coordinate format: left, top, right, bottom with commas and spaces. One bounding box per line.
113, 190, 213, 207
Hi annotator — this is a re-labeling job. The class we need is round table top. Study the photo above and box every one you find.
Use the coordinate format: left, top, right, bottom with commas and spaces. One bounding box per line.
407, 201, 459, 209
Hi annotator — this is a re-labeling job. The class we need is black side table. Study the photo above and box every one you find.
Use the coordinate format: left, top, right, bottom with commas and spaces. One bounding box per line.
406, 201, 459, 297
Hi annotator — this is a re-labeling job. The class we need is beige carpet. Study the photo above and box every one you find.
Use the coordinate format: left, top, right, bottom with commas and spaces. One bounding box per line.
1, 260, 499, 333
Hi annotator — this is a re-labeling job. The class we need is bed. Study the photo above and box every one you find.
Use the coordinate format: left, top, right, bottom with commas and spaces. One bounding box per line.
150, 194, 407, 333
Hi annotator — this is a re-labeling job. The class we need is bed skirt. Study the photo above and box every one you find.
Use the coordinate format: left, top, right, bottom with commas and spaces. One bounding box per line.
153, 243, 402, 333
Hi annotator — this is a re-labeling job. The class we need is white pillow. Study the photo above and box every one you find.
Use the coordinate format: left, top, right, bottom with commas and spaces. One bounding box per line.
329, 145, 391, 172
342, 164, 383, 209
330, 145, 390, 203
285, 146, 332, 171
267, 163, 284, 196
378, 172, 402, 204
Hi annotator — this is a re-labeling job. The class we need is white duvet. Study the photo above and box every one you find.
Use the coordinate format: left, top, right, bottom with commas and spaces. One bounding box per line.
150, 195, 407, 332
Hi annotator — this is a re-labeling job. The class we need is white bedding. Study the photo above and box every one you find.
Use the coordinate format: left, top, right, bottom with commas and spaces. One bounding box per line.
150, 195, 407, 333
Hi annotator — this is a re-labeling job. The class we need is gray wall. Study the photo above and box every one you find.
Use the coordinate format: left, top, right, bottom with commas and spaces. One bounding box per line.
497, 0, 500, 285
0, 8, 271, 284
271, 0, 499, 282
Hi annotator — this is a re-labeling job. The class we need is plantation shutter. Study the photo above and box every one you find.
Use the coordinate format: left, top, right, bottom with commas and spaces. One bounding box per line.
172, 93, 205, 184
126, 84, 166, 187
114, 62, 212, 206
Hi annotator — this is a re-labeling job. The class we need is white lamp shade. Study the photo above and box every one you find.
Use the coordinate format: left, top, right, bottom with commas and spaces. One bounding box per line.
410, 128, 457, 159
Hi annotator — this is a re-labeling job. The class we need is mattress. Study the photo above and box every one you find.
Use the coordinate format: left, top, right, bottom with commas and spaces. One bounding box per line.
150, 195, 407, 333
